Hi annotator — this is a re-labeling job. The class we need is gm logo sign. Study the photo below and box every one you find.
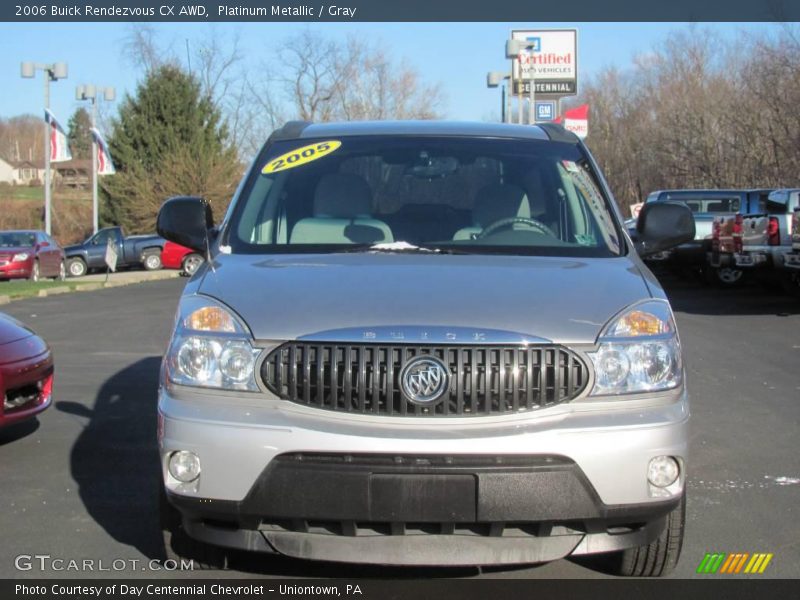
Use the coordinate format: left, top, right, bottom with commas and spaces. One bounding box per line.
535, 101, 556, 122
525, 36, 541, 52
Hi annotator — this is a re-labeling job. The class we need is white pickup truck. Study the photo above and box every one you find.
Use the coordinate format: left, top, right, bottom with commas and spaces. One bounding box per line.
781, 196, 800, 295
732, 189, 800, 294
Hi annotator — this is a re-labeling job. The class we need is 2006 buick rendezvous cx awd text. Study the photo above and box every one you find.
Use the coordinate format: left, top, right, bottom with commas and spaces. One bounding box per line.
154, 120, 695, 576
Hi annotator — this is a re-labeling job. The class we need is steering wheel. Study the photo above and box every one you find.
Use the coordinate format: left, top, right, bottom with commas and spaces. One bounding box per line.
477, 217, 555, 239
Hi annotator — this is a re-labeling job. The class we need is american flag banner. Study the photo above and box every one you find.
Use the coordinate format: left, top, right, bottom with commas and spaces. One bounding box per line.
90, 127, 116, 175
45, 109, 72, 163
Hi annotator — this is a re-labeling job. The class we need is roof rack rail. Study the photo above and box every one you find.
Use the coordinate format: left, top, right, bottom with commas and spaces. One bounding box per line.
537, 123, 579, 144
268, 120, 313, 143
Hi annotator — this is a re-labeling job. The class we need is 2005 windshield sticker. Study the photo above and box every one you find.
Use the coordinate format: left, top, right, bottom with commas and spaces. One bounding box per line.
262, 140, 342, 174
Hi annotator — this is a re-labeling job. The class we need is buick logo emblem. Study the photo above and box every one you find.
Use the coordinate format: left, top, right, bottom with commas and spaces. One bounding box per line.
400, 357, 449, 405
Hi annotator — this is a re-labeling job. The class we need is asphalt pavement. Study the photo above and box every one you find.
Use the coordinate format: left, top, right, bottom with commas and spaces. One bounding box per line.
0, 274, 798, 579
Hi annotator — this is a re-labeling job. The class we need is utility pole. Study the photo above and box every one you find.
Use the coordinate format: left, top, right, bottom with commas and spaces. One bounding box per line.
76, 85, 115, 234
21, 61, 68, 235
486, 71, 512, 124
506, 39, 541, 126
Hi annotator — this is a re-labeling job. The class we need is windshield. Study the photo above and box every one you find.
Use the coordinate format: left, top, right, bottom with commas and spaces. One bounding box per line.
0, 232, 35, 248
227, 135, 622, 257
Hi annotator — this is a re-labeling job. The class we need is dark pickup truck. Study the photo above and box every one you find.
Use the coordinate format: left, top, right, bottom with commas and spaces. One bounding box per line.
64, 227, 165, 277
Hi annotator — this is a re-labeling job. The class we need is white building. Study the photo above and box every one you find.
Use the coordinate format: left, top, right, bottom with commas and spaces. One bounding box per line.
0, 157, 44, 185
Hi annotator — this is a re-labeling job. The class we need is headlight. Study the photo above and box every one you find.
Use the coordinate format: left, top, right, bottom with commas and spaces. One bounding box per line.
588, 300, 682, 395
166, 296, 261, 391
12, 253, 30, 262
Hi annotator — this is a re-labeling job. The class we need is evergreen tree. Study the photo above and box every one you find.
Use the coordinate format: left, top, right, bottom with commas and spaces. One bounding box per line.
67, 108, 92, 160
102, 65, 241, 231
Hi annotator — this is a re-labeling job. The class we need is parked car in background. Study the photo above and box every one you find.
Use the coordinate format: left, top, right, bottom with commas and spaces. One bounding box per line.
737, 189, 799, 266
0, 312, 53, 430
161, 241, 205, 277
643, 189, 772, 285
0, 230, 66, 282
711, 189, 800, 293
785, 206, 800, 296
63, 226, 165, 277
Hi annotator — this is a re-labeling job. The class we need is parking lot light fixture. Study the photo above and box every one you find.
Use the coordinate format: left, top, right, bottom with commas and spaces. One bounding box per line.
486, 71, 511, 123
77, 84, 116, 235
20, 61, 69, 236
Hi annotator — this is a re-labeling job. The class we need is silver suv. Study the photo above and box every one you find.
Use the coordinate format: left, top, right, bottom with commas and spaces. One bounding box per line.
156, 121, 695, 575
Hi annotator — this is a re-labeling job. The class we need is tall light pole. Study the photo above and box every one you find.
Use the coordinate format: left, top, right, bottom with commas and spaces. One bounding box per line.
21, 61, 68, 235
506, 39, 539, 126
76, 85, 115, 234
487, 71, 512, 123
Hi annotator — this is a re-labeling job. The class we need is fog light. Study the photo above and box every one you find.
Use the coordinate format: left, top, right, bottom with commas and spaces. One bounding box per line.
648, 455, 680, 488
168, 451, 201, 483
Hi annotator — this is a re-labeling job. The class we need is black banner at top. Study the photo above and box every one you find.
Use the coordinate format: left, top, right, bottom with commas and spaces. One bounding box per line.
2, 0, 800, 22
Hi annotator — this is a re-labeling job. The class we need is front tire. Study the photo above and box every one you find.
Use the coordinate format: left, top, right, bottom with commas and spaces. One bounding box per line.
67, 257, 87, 278
707, 266, 745, 287
143, 251, 163, 271
55, 260, 66, 281
612, 495, 686, 577
181, 253, 204, 277
29, 260, 40, 282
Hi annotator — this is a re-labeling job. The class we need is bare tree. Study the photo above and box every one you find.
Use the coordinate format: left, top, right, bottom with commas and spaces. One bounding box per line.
121, 24, 171, 73
335, 40, 445, 120
0, 115, 44, 163
576, 25, 800, 214
252, 31, 446, 125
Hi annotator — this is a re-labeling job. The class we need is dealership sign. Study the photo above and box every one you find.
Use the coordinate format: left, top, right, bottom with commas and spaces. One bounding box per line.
511, 29, 577, 97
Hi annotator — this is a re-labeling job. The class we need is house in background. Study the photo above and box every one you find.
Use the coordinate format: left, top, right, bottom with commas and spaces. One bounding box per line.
0, 157, 91, 188
11, 159, 44, 184
0, 157, 45, 185
0, 157, 13, 184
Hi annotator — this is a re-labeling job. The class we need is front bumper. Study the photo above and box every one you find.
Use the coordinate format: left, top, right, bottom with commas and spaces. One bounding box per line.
0, 259, 34, 279
782, 252, 800, 270
0, 345, 54, 428
159, 383, 688, 564
734, 251, 770, 268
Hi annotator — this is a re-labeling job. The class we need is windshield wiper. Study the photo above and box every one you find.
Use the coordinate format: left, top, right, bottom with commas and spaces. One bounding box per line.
334, 241, 469, 255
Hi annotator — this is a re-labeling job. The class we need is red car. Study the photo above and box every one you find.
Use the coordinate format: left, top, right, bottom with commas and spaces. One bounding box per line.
161, 240, 204, 276
0, 230, 66, 282
0, 312, 53, 429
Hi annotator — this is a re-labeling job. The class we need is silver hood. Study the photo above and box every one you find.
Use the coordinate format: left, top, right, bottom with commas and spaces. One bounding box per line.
197, 253, 652, 345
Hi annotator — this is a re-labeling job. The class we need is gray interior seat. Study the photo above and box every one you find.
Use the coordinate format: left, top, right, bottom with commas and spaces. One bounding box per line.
522, 170, 560, 235
453, 183, 531, 240
290, 173, 393, 244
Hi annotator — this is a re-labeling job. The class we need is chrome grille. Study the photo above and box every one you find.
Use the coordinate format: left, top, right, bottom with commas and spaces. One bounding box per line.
261, 343, 588, 417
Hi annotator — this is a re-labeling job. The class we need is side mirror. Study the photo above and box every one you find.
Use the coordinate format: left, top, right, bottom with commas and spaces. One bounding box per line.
157, 196, 214, 255
634, 201, 695, 257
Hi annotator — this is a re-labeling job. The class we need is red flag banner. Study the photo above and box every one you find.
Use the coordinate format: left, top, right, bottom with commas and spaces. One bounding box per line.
554, 104, 588, 139
90, 128, 116, 175
45, 109, 72, 163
